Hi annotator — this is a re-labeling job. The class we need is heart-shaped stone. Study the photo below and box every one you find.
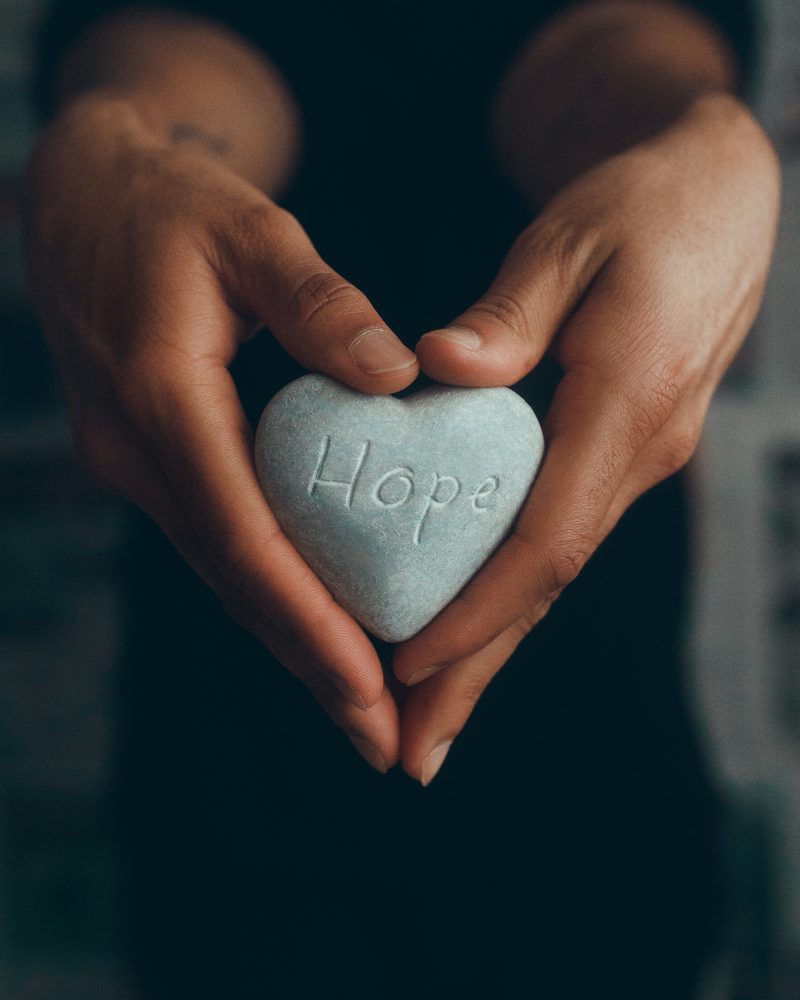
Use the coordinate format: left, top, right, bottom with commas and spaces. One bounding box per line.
255, 374, 544, 642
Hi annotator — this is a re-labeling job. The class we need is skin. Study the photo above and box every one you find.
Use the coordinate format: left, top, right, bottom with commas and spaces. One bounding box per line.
22, 2, 780, 784
396, 4, 780, 783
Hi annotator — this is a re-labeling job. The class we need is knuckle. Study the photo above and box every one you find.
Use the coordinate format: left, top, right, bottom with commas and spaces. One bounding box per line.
541, 535, 593, 592
517, 215, 606, 292
509, 614, 534, 642
230, 200, 283, 250
660, 420, 703, 475
288, 270, 359, 332
512, 525, 593, 601
215, 200, 293, 275
522, 216, 593, 275
258, 202, 300, 237
469, 285, 530, 337
510, 603, 552, 641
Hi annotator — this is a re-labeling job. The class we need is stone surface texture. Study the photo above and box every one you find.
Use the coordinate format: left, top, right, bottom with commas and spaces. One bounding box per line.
255, 374, 544, 642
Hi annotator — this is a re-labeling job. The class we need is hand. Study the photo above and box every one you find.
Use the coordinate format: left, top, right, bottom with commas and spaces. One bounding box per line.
393, 93, 780, 784
21, 94, 421, 773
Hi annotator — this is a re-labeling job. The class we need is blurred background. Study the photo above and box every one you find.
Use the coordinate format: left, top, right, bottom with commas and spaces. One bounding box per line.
0, 1, 799, 997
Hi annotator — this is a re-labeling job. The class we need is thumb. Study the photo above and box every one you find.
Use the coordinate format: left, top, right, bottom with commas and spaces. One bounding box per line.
416, 220, 610, 386
218, 201, 419, 394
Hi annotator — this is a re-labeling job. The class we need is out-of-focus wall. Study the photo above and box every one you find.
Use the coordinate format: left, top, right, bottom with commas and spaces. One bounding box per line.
692, 3, 800, 998
0, 3, 133, 997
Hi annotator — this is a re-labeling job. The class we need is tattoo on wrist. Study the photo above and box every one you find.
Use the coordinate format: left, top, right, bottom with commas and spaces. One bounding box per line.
169, 122, 230, 156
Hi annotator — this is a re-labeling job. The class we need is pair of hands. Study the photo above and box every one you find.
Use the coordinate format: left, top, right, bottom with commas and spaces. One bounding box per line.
22, 92, 779, 784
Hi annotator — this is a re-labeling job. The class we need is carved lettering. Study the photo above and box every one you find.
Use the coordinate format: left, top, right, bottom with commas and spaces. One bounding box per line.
371, 467, 415, 508
413, 472, 461, 545
470, 476, 500, 510
308, 434, 370, 509
307, 435, 501, 541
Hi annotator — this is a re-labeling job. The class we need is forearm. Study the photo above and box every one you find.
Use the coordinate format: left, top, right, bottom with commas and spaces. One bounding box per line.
490, 0, 744, 206
47, 6, 301, 193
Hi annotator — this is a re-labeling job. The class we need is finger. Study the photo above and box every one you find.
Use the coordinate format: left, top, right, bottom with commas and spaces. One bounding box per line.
398, 619, 531, 785
117, 335, 386, 711
214, 201, 419, 393
163, 364, 385, 707
118, 263, 387, 710
595, 389, 710, 541
78, 407, 399, 759
298, 670, 400, 774
393, 349, 675, 685
108, 252, 387, 710
414, 213, 613, 386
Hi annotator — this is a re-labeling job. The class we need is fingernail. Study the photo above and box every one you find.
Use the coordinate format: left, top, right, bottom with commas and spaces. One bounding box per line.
422, 326, 481, 350
405, 663, 447, 686
348, 327, 417, 374
420, 739, 453, 787
332, 676, 369, 711
348, 734, 389, 773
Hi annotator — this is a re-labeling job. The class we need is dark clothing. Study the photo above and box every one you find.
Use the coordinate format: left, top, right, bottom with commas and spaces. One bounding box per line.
37, 1, 756, 996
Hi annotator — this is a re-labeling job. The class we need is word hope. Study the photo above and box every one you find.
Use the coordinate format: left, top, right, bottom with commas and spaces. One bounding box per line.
308, 434, 500, 545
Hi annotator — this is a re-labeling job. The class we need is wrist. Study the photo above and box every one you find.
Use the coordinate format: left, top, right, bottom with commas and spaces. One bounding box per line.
661, 90, 780, 187
48, 9, 301, 193
30, 84, 287, 195
491, 2, 744, 207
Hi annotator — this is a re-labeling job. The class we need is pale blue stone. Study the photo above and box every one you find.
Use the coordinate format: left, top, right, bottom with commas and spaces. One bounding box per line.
255, 374, 544, 642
